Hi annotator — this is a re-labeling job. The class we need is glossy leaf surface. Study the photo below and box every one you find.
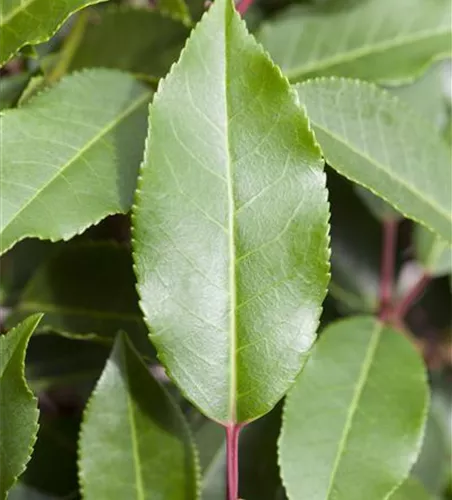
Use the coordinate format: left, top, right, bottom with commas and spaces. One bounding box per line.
79, 333, 199, 499
0, 314, 42, 499
69, 7, 190, 78
0, 0, 108, 65
279, 316, 429, 500
414, 225, 452, 277
258, 0, 452, 83
0, 70, 151, 255
296, 78, 452, 242
133, 0, 330, 423
8, 241, 150, 353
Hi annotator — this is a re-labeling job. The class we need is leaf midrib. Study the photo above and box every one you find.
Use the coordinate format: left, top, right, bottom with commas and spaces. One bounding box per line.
310, 119, 451, 222
325, 321, 382, 498
286, 28, 450, 79
122, 345, 145, 500
224, 5, 237, 424
1, 89, 150, 235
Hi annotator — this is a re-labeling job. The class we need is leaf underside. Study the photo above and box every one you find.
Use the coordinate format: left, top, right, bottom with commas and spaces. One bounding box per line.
133, 0, 330, 423
279, 316, 429, 500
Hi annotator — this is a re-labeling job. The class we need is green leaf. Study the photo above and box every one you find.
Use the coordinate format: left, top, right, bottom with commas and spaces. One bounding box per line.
296, 78, 452, 243
414, 225, 452, 278
0, 314, 43, 499
19, 414, 80, 498
257, 0, 452, 84
354, 186, 402, 222
133, 0, 330, 424
390, 477, 431, 500
25, 333, 109, 393
279, 316, 429, 500
389, 63, 447, 126
0, 0, 108, 66
0, 69, 151, 255
78, 333, 199, 499
8, 241, 151, 354
157, 0, 191, 26
69, 7, 190, 78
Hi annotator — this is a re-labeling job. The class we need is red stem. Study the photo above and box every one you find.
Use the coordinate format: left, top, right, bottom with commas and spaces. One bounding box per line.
378, 219, 398, 321
393, 273, 431, 320
236, 0, 254, 15
226, 423, 243, 500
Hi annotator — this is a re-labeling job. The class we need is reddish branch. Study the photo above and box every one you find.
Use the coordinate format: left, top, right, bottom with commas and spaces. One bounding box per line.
392, 273, 431, 320
226, 423, 243, 500
378, 219, 398, 321
236, 0, 254, 15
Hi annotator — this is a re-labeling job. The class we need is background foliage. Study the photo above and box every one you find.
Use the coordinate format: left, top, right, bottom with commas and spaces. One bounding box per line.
0, 0, 451, 498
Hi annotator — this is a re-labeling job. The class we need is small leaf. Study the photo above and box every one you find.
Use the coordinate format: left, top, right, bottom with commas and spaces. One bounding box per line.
296, 78, 452, 242
157, 0, 192, 26
0, 314, 43, 499
133, 0, 330, 424
414, 225, 452, 277
257, 0, 452, 84
279, 316, 429, 500
8, 241, 151, 354
69, 7, 190, 78
78, 333, 199, 499
389, 477, 431, 500
0, 0, 108, 66
0, 69, 151, 255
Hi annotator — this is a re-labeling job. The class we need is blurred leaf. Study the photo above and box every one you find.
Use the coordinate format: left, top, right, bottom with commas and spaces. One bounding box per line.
8, 484, 59, 500
0, 315, 42, 499
414, 225, 452, 278
133, 0, 330, 424
0, 69, 151, 255
79, 333, 199, 499
354, 186, 402, 222
0, 239, 61, 307
389, 63, 448, 127
279, 316, 429, 500
0, 0, 108, 66
412, 401, 450, 494
0, 73, 29, 110
8, 241, 151, 355
390, 477, 431, 500
327, 171, 380, 313
296, 78, 452, 243
157, 0, 191, 25
69, 7, 189, 78
17, 75, 47, 105
258, 0, 451, 83
19, 414, 80, 498
25, 333, 109, 393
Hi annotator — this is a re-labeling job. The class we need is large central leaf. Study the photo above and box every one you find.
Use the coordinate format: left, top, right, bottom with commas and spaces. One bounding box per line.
133, 0, 330, 424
